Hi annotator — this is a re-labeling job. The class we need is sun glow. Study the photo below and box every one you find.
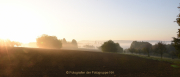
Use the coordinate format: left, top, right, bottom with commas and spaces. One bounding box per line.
0, 4, 45, 43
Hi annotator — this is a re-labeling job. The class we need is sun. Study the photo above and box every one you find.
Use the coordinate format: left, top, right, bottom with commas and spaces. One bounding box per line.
0, 4, 46, 43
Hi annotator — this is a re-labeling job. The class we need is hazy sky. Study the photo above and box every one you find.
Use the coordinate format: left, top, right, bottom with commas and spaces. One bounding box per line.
0, 0, 180, 43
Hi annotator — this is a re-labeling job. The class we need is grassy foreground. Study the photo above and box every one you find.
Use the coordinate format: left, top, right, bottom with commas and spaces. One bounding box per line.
122, 53, 180, 65
0, 47, 180, 77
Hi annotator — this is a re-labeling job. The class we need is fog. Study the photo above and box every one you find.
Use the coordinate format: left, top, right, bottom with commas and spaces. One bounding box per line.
78, 40, 172, 49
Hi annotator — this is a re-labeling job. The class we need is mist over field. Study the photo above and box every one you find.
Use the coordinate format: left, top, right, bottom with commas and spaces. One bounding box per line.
22, 40, 171, 49
78, 40, 171, 49
76, 40, 171, 49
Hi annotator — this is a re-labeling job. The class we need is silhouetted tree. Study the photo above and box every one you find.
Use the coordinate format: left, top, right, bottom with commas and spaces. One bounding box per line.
166, 43, 177, 59
172, 4, 180, 58
135, 49, 141, 55
0, 39, 21, 47
36, 34, 62, 49
172, 38, 180, 58
116, 43, 123, 53
62, 38, 67, 44
71, 39, 78, 48
174, 4, 180, 26
124, 49, 130, 53
129, 48, 136, 54
143, 44, 152, 57
130, 41, 152, 55
139, 49, 144, 55
101, 40, 123, 53
153, 41, 167, 59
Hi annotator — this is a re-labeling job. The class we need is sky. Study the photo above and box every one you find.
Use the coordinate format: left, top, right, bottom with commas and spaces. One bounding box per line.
0, 0, 180, 43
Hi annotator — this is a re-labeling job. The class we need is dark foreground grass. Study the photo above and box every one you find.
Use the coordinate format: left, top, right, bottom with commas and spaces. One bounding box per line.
122, 53, 180, 65
0, 47, 180, 77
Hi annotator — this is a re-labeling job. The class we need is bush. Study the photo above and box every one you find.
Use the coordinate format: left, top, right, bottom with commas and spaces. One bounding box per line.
36, 34, 62, 49
100, 40, 123, 53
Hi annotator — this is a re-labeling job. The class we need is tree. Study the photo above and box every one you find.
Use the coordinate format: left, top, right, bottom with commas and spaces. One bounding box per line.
116, 43, 123, 53
124, 49, 130, 53
174, 3, 180, 26
129, 48, 136, 54
166, 43, 178, 59
153, 41, 167, 59
101, 40, 123, 53
142, 44, 152, 57
0, 39, 21, 47
130, 41, 152, 55
138, 49, 144, 55
36, 34, 62, 49
71, 39, 78, 48
172, 3, 180, 58
62, 38, 67, 44
172, 38, 180, 58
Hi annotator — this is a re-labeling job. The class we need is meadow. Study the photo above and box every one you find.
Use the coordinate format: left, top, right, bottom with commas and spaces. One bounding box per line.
0, 47, 180, 77
123, 53, 180, 65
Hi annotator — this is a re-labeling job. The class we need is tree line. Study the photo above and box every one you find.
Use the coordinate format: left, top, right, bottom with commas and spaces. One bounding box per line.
124, 41, 179, 59
99, 40, 180, 59
0, 39, 21, 47
0, 34, 78, 49
36, 34, 78, 49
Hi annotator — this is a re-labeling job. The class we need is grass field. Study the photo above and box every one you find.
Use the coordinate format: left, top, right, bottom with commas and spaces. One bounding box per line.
123, 53, 180, 65
0, 47, 180, 77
